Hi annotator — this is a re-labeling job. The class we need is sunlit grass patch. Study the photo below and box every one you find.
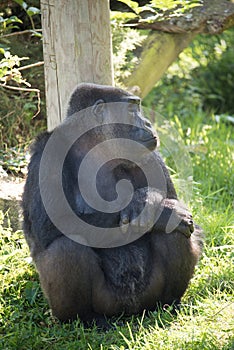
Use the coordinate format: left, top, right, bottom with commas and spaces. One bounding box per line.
1, 103, 233, 349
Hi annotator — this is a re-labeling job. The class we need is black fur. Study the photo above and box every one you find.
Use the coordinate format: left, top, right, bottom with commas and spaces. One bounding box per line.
22, 83, 203, 328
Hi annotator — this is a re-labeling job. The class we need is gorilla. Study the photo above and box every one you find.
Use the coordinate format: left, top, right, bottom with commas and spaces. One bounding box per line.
22, 83, 203, 328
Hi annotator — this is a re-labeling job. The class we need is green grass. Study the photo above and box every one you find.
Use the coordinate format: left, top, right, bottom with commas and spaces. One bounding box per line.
0, 110, 234, 349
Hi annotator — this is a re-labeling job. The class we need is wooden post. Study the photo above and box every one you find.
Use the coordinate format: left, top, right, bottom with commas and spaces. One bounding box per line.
41, 0, 114, 130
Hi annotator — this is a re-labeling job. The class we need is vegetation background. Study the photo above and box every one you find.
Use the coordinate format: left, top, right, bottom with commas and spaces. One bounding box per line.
0, 1, 233, 349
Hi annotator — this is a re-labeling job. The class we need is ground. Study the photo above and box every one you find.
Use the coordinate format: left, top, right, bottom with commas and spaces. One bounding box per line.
0, 174, 25, 231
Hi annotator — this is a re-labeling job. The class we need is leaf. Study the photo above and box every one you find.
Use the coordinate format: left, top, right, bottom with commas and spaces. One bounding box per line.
26, 7, 41, 17
6, 16, 23, 24
31, 31, 42, 38
13, 0, 28, 10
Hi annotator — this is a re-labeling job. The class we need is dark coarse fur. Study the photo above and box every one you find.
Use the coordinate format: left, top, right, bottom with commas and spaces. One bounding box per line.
22, 83, 203, 328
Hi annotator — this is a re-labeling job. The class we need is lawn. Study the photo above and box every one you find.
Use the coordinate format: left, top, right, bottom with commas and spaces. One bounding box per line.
0, 4, 234, 348
0, 104, 233, 349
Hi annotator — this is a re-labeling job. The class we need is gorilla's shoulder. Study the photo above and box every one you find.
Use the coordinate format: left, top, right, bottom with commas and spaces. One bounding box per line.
30, 131, 52, 156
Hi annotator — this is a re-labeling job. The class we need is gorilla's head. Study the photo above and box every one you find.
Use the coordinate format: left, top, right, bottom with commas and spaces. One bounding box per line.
66, 83, 157, 152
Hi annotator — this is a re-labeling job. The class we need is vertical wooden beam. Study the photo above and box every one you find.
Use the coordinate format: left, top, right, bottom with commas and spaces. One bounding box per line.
41, 0, 114, 130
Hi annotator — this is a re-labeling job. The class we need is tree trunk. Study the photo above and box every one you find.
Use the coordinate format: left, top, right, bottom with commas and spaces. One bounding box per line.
124, 32, 195, 98
41, 0, 113, 130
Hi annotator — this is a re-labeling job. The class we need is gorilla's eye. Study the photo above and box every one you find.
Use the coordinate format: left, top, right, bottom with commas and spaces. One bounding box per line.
121, 96, 141, 115
128, 103, 140, 114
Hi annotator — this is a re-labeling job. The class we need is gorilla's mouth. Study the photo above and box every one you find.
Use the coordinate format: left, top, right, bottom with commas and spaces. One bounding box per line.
140, 137, 157, 151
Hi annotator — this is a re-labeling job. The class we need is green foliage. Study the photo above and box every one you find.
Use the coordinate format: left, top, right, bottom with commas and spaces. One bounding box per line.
111, 18, 147, 84
111, 0, 203, 21
0, 1, 45, 151
151, 0, 202, 12
179, 29, 234, 114
0, 15, 22, 35
144, 28, 234, 115
0, 84, 45, 149
0, 8, 233, 347
0, 146, 29, 176
1, 39, 234, 345
13, 0, 41, 30
192, 47, 234, 114
0, 51, 45, 153
0, 50, 30, 85
0, 108, 233, 347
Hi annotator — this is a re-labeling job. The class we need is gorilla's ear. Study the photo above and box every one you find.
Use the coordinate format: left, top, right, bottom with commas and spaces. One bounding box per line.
92, 99, 105, 121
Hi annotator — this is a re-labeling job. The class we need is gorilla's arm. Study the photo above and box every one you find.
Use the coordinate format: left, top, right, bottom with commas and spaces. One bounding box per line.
117, 149, 193, 237
120, 187, 194, 238
22, 132, 64, 255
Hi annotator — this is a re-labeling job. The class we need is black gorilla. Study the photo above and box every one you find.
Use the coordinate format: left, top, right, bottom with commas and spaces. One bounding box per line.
22, 83, 203, 328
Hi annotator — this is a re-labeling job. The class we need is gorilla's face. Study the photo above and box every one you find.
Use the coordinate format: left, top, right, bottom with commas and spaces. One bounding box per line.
91, 92, 157, 152
65, 84, 157, 168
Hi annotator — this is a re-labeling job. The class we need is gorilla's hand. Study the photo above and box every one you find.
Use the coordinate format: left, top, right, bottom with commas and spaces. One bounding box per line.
119, 187, 164, 234
119, 188, 194, 237
156, 198, 194, 237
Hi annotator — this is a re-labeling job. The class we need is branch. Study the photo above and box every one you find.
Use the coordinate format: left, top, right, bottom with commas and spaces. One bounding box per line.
125, 0, 234, 35
18, 61, 44, 71
0, 83, 41, 118
123, 0, 234, 97
0, 29, 42, 38
124, 32, 195, 98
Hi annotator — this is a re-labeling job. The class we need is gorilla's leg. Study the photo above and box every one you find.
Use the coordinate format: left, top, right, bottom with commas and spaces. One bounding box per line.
34, 236, 113, 327
150, 227, 202, 305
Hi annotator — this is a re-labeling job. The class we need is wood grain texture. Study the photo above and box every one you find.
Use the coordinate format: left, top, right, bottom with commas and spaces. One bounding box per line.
41, 0, 113, 130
